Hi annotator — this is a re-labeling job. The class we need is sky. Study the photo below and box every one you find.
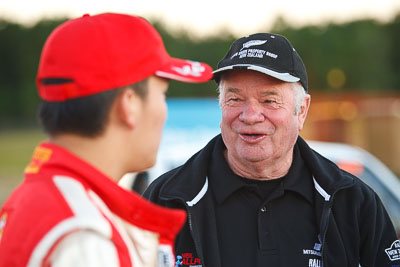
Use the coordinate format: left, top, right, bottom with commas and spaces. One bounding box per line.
1, 0, 400, 37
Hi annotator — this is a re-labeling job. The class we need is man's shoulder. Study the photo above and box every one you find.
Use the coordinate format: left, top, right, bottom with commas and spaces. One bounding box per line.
3, 174, 76, 216
143, 164, 188, 202
0, 174, 102, 266
143, 136, 218, 202
336, 170, 378, 201
5, 174, 116, 231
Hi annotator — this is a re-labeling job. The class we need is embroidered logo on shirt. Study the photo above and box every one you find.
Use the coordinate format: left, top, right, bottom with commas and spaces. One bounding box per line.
175, 253, 202, 267
303, 241, 322, 257
308, 258, 322, 267
25, 146, 52, 174
0, 213, 7, 242
385, 240, 400, 261
303, 240, 322, 267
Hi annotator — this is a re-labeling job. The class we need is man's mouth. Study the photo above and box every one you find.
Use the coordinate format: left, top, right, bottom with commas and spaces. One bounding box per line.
239, 133, 266, 143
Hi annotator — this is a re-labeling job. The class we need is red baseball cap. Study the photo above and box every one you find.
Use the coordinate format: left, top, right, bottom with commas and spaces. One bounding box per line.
37, 13, 213, 102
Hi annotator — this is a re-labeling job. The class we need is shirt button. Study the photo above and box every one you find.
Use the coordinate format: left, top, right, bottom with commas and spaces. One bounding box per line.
260, 206, 267, 212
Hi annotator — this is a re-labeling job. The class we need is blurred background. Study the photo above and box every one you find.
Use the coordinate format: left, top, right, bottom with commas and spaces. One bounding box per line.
1, 0, 400, 206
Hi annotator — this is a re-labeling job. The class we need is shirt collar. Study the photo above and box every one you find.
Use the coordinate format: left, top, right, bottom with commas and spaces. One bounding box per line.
25, 142, 186, 238
281, 143, 314, 204
209, 137, 250, 205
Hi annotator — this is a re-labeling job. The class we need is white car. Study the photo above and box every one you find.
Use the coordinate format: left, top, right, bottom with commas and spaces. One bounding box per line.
122, 139, 400, 236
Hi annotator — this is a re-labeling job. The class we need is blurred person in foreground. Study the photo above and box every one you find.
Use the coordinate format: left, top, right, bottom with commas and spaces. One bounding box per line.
0, 13, 213, 267
144, 33, 400, 267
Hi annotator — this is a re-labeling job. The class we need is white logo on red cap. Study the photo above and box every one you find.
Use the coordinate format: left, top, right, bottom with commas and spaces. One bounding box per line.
0, 213, 7, 242
172, 61, 205, 77
241, 40, 267, 51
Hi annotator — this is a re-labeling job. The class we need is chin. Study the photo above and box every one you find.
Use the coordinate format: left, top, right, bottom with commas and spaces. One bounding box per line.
142, 159, 156, 171
129, 157, 157, 173
237, 147, 272, 161
241, 155, 269, 163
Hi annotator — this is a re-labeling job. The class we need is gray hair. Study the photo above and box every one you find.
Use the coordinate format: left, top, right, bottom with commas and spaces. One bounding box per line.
292, 82, 309, 115
217, 79, 309, 115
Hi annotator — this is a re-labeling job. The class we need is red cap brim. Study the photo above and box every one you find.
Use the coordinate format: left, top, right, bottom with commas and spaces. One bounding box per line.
155, 57, 213, 83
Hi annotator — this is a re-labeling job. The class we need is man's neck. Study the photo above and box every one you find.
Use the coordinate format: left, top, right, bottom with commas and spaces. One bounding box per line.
224, 149, 293, 180
48, 133, 124, 182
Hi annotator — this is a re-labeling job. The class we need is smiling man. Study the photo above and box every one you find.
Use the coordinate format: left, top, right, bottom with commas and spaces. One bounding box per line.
144, 33, 400, 267
218, 69, 309, 180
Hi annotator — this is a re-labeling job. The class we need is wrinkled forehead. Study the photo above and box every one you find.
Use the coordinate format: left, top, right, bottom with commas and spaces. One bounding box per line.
219, 69, 294, 94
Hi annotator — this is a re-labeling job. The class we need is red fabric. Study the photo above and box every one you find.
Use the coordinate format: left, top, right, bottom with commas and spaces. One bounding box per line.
36, 13, 212, 101
0, 142, 186, 266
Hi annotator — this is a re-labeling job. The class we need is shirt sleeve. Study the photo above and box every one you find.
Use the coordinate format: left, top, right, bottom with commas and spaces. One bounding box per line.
359, 192, 400, 266
46, 230, 121, 267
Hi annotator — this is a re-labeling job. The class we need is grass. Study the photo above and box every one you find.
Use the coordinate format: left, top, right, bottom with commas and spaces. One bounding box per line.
0, 129, 46, 205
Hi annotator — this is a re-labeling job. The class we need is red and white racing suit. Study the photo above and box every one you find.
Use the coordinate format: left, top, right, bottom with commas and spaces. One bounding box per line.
0, 142, 186, 267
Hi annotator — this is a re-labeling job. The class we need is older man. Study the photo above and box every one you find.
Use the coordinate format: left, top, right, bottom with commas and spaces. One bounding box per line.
144, 33, 400, 267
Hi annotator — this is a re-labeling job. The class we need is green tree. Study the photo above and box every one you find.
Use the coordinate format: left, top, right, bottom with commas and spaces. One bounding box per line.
1, 13, 400, 125
0, 18, 66, 126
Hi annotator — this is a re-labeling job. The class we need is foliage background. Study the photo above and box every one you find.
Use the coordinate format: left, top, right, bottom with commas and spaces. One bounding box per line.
1, 14, 400, 126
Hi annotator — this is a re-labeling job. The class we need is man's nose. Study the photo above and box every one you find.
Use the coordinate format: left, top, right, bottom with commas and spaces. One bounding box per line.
238, 100, 265, 124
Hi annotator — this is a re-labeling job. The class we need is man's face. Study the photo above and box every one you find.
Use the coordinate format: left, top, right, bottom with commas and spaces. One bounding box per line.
219, 70, 308, 168
133, 76, 168, 171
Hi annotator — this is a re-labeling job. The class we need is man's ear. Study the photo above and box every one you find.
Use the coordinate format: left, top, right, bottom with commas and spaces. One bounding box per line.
298, 94, 311, 131
115, 88, 142, 130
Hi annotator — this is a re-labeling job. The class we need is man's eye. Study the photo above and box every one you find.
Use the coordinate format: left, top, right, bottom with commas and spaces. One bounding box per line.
264, 100, 276, 104
228, 98, 240, 102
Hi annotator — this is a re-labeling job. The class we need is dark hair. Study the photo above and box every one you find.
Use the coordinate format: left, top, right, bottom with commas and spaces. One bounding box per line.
38, 79, 148, 137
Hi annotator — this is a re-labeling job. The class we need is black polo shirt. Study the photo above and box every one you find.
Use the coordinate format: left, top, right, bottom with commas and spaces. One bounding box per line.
208, 138, 322, 266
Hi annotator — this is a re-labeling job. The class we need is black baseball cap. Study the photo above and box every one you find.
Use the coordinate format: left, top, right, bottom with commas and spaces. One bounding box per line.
213, 33, 308, 92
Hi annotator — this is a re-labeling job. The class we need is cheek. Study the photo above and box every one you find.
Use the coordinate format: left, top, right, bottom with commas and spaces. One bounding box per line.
220, 110, 234, 134
155, 96, 167, 124
268, 109, 293, 126
283, 116, 301, 140
220, 108, 242, 148
144, 97, 167, 134
221, 106, 240, 125
160, 101, 167, 124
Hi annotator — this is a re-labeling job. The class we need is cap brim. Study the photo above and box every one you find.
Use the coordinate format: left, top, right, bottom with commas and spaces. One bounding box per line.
213, 64, 300, 83
156, 57, 213, 83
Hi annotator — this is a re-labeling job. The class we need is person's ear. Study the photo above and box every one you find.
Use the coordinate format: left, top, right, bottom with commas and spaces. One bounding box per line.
298, 94, 311, 131
116, 88, 142, 130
